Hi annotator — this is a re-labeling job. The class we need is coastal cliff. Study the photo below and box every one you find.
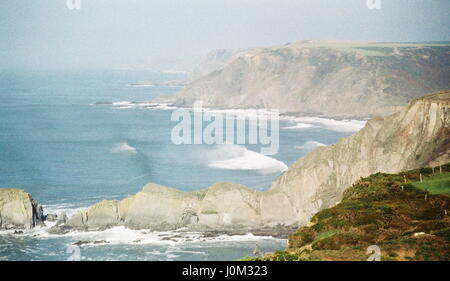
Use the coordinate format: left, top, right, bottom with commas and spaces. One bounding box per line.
55, 91, 450, 233
263, 91, 450, 226
155, 41, 450, 118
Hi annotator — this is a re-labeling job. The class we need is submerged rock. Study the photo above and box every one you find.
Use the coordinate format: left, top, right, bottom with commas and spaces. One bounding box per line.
0, 188, 45, 230
73, 240, 108, 246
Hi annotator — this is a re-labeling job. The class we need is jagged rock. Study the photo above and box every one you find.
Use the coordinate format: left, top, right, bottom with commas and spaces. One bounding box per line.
155, 41, 450, 118
0, 188, 45, 230
48, 224, 73, 235
197, 182, 261, 227
45, 213, 58, 222
123, 184, 204, 230
65, 200, 121, 230
56, 212, 68, 225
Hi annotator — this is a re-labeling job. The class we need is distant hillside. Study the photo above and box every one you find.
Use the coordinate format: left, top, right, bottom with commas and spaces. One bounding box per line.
156, 41, 450, 118
257, 164, 450, 261
190, 49, 246, 80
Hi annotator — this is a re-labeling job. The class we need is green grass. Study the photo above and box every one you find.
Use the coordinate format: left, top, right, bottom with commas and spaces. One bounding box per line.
262, 163, 450, 261
412, 172, 450, 195
312, 230, 338, 244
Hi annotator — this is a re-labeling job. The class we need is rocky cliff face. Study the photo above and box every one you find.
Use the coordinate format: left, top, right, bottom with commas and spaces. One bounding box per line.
156, 41, 450, 118
59, 91, 450, 232
0, 188, 44, 230
262, 91, 450, 226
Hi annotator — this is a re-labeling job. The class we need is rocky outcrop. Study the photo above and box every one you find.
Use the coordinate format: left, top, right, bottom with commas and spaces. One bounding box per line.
156, 41, 450, 118
0, 188, 44, 230
61, 182, 262, 231
58, 91, 450, 232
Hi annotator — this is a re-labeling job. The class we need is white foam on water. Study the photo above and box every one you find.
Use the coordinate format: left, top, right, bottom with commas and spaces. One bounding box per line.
128, 84, 155, 88
106, 101, 178, 110
282, 116, 366, 132
208, 144, 288, 174
295, 141, 327, 151
283, 123, 313, 129
25, 225, 283, 247
201, 108, 280, 120
44, 203, 88, 217
111, 142, 137, 154
114, 106, 134, 109
154, 103, 178, 110
111, 101, 133, 106
62, 226, 185, 245
105, 103, 366, 134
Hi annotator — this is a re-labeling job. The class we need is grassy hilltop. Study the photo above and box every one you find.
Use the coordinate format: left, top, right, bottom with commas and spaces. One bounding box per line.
246, 164, 450, 261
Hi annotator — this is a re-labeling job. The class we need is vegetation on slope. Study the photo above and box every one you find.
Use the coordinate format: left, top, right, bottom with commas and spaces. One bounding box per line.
249, 164, 450, 261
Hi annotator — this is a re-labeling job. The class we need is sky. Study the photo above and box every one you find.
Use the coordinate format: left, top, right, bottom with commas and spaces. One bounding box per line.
1, 0, 449, 71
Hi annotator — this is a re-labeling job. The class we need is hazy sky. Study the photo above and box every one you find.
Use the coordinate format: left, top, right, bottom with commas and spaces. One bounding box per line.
1, 0, 449, 71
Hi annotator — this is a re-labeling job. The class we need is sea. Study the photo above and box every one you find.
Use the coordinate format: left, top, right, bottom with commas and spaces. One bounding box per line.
0, 69, 365, 260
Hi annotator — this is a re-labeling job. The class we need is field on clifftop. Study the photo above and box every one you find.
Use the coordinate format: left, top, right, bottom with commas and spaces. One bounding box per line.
245, 164, 450, 261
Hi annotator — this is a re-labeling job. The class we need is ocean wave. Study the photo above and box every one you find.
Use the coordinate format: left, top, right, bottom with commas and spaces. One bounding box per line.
128, 84, 155, 88
99, 102, 366, 134
12, 225, 284, 247
208, 144, 288, 174
101, 101, 178, 110
283, 123, 313, 129
111, 142, 137, 154
43, 203, 88, 217
282, 116, 366, 132
201, 108, 280, 120
111, 101, 133, 106
295, 141, 327, 151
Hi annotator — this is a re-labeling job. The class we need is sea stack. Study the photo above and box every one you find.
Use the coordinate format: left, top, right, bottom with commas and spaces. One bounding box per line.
0, 188, 44, 230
